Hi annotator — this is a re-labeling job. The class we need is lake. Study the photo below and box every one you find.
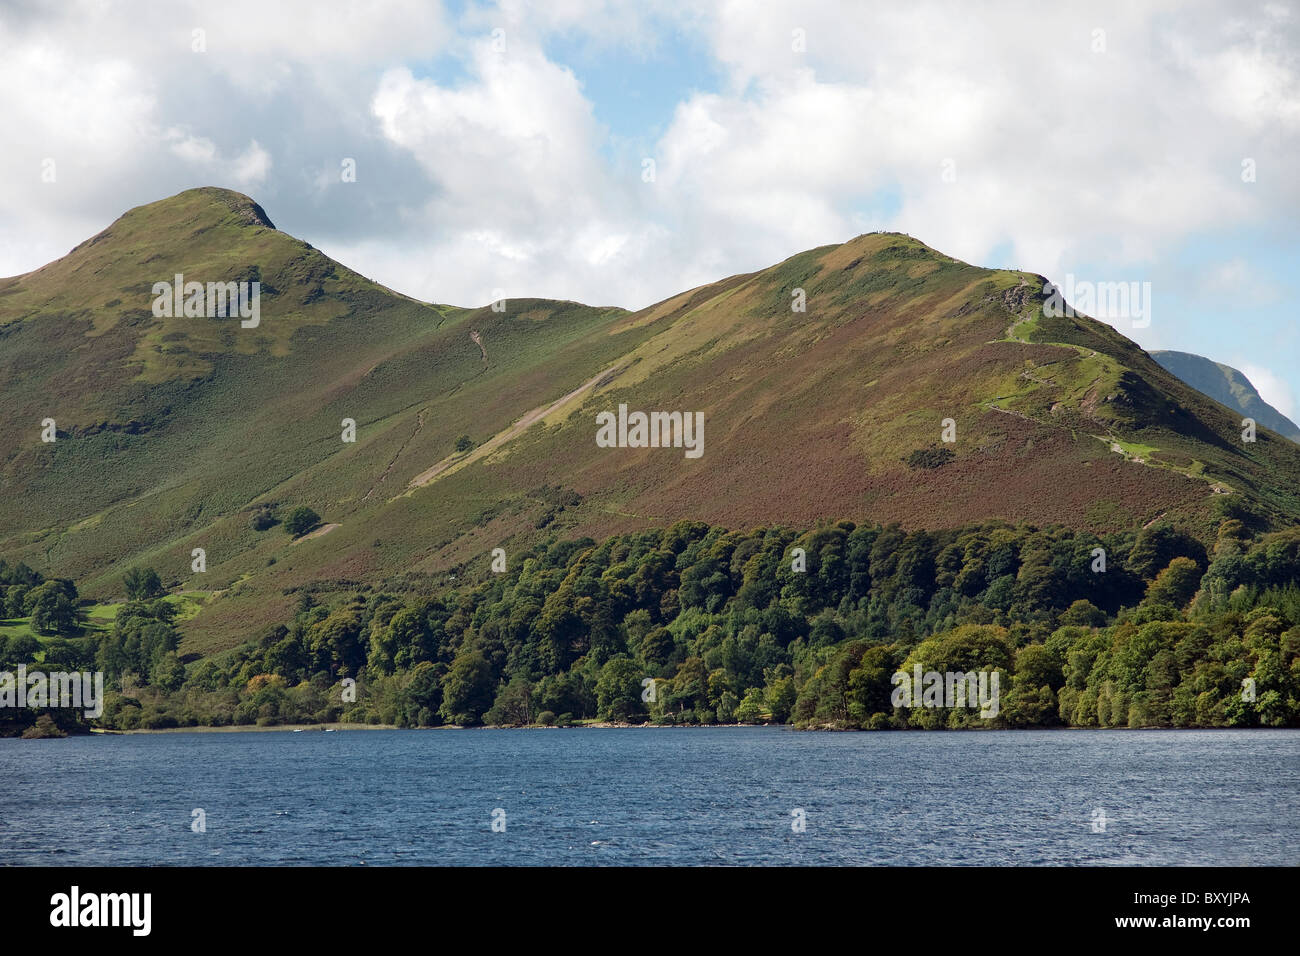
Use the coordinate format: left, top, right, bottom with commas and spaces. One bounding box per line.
2, 727, 1296, 865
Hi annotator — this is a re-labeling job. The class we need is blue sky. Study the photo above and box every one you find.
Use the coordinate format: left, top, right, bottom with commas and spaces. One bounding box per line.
1, 0, 1296, 417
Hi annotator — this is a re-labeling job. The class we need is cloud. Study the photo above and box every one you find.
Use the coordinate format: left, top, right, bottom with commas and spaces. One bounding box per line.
1240, 362, 1297, 419
162, 131, 270, 186
361, 42, 654, 304
0, 0, 455, 276
1194, 257, 1284, 306
652, 0, 1299, 283
231, 141, 272, 188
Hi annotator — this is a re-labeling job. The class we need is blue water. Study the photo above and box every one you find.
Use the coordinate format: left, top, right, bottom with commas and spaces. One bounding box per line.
1, 728, 1296, 865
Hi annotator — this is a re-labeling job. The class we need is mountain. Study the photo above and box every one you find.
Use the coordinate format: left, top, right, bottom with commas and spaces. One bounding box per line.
1151, 350, 1300, 443
3, 187, 1299, 654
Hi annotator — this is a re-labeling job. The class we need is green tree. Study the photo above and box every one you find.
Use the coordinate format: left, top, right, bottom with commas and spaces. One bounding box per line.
1015, 643, 1064, 691
123, 567, 164, 601
639, 627, 675, 669
1145, 557, 1202, 609
1060, 599, 1106, 627
1128, 524, 1206, 580
306, 609, 365, 678
535, 670, 595, 719
1, 634, 41, 666
284, 507, 321, 537
845, 645, 898, 725
766, 676, 798, 723
28, 582, 79, 635
406, 661, 443, 725
485, 677, 533, 726
735, 687, 767, 723
717, 690, 739, 723
3, 584, 27, 618
152, 652, 187, 693
439, 650, 495, 725
595, 655, 647, 722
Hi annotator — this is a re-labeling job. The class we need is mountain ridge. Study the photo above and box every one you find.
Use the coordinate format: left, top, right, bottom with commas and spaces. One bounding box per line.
1150, 349, 1300, 443
2, 187, 1299, 653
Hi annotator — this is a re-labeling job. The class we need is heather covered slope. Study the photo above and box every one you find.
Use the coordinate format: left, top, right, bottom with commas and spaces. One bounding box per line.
2, 188, 1299, 654
395, 232, 1300, 538
184, 233, 1300, 650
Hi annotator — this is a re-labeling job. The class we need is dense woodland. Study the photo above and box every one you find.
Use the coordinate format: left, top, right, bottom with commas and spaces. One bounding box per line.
3, 500, 1299, 735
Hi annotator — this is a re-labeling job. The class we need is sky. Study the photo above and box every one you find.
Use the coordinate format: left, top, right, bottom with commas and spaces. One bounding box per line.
1, 0, 1297, 418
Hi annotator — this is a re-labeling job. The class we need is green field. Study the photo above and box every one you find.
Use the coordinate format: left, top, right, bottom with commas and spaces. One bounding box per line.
1, 591, 210, 651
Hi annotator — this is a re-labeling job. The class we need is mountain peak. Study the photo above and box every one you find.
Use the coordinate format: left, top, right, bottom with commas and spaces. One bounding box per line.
186, 186, 276, 230
63, 187, 274, 263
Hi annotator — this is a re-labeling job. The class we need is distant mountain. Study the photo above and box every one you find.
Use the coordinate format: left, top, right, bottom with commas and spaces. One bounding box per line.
1151, 350, 1300, 443
3, 187, 1300, 653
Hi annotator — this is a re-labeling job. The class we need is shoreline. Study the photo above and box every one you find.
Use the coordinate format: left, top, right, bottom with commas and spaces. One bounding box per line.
93, 722, 397, 735
74, 721, 1292, 735
91, 721, 773, 734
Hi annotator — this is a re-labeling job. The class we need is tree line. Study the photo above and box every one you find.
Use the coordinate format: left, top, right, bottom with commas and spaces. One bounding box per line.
3, 502, 1294, 733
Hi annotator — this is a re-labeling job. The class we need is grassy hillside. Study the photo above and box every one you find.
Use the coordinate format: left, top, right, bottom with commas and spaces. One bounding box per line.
0, 189, 648, 623
3, 188, 1299, 656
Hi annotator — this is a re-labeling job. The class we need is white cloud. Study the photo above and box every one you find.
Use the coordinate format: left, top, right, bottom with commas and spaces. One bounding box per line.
1194, 257, 1283, 306
161, 131, 270, 188
231, 141, 272, 187
648, 0, 1299, 285
358, 43, 677, 305
0, 0, 455, 276
371, 48, 609, 230
167, 132, 218, 164
1240, 362, 1297, 419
